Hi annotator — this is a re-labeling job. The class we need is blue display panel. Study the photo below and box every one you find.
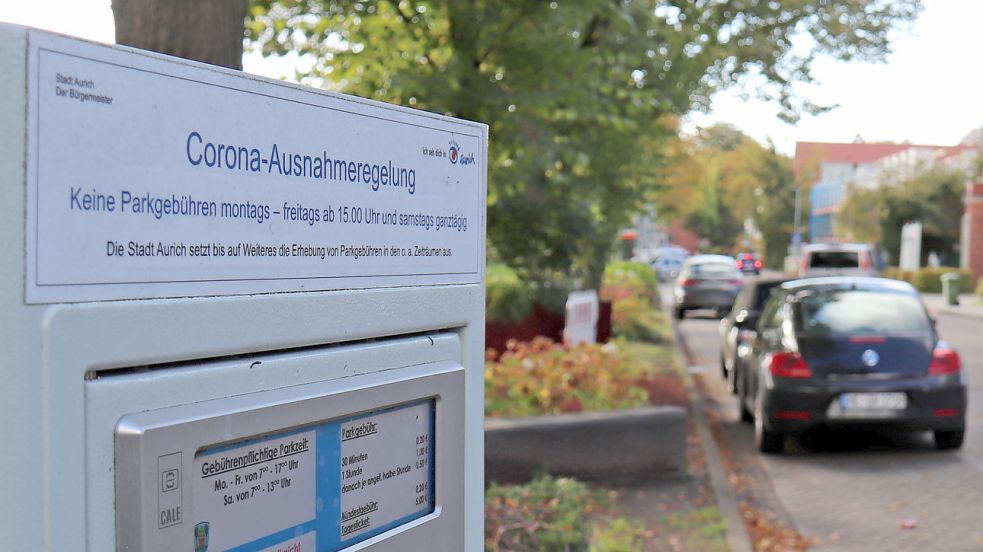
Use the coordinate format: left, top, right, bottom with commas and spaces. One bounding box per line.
192, 400, 436, 552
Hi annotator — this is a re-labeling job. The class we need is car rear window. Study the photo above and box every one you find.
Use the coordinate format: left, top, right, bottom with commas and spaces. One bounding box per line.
807, 250, 859, 268
689, 263, 737, 277
794, 289, 930, 335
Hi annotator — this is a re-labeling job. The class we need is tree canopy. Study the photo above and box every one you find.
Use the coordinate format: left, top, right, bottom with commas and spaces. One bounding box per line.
246, 0, 920, 289
839, 168, 964, 265
656, 124, 795, 268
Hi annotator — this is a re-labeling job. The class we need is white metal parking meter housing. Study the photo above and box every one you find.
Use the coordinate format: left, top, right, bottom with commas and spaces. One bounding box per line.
0, 24, 486, 551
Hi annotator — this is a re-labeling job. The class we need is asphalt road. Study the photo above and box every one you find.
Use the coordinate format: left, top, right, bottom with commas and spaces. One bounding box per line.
670, 289, 983, 551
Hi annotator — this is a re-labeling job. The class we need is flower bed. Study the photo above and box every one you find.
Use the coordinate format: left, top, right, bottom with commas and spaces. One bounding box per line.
485, 338, 685, 418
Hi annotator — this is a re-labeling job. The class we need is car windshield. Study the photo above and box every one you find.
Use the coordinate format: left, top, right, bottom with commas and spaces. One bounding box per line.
794, 289, 930, 335
689, 262, 737, 277
808, 250, 859, 268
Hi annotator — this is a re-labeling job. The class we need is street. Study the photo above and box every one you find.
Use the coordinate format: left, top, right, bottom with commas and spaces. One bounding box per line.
671, 290, 983, 551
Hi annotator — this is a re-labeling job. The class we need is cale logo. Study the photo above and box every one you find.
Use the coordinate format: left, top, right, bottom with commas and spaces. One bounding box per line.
194, 522, 210, 552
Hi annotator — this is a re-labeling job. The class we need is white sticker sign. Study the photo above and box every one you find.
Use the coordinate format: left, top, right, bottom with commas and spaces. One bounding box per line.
338, 402, 433, 543
26, 33, 485, 303
190, 400, 434, 551
194, 432, 316, 552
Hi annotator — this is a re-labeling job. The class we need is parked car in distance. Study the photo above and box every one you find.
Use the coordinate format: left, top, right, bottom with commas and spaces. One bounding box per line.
673, 255, 744, 320
735, 252, 763, 275
652, 256, 684, 282
719, 277, 790, 393
651, 245, 689, 282
738, 277, 966, 454
799, 243, 878, 277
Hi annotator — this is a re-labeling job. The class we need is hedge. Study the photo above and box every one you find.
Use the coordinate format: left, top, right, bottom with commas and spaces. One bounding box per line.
882, 267, 974, 293
486, 263, 533, 323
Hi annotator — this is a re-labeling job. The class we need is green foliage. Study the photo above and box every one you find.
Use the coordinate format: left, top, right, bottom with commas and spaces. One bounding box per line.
600, 261, 667, 342
883, 267, 973, 293
658, 126, 796, 268
840, 168, 965, 265
589, 517, 649, 552
485, 338, 649, 418
610, 297, 669, 343
246, 0, 919, 291
485, 475, 598, 551
976, 276, 983, 298
484, 475, 648, 552
666, 507, 729, 552
600, 261, 659, 303
486, 263, 532, 323
910, 268, 974, 294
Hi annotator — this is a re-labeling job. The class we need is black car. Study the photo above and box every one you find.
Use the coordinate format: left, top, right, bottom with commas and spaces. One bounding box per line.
737, 277, 966, 454
719, 277, 789, 393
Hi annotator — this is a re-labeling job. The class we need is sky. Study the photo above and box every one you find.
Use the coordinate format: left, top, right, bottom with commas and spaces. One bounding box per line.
3, 0, 980, 157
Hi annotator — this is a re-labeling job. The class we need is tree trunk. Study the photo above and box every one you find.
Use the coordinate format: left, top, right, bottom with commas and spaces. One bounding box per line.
112, 0, 249, 70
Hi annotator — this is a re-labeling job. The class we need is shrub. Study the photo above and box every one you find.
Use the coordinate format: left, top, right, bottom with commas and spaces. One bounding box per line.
909, 267, 973, 293
976, 276, 983, 298
611, 296, 669, 343
881, 267, 913, 283
485, 475, 648, 552
600, 261, 659, 304
485, 475, 596, 551
882, 267, 973, 293
486, 263, 533, 323
485, 338, 649, 418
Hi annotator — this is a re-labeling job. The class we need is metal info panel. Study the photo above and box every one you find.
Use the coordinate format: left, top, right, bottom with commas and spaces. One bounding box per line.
115, 361, 464, 552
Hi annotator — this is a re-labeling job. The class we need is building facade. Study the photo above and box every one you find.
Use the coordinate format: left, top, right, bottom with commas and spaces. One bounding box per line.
794, 141, 975, 242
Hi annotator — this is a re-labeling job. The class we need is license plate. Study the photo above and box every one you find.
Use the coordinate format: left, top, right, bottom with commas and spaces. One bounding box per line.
839, 392, 907, 411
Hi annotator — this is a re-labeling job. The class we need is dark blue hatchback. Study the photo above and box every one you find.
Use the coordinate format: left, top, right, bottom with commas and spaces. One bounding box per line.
737, 277, 967, 453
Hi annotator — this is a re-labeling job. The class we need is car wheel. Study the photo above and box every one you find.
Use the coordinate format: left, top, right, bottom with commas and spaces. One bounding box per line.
737, 370, 753, 424
675, 307, 685, 320
754, 386, 783, 453
934, 429, 964, 450
719, 352, 728, 380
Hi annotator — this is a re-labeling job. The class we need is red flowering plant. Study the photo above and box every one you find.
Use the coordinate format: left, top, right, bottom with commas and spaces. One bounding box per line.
485, 337, 649, 418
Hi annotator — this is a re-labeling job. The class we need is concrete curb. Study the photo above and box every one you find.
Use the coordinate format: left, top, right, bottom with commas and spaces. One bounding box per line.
484, 406, 688, 485
668, 313, 753, 552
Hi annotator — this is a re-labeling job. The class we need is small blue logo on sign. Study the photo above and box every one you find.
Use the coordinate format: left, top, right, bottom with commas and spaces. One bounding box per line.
194, 522, 209, 552
861, 349, 879, 367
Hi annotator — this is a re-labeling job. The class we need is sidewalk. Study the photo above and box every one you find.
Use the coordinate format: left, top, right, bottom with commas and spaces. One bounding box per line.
921, 292, 983, 321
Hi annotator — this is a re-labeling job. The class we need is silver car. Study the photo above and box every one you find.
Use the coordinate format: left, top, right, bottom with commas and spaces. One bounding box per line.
673, 255, 744, 319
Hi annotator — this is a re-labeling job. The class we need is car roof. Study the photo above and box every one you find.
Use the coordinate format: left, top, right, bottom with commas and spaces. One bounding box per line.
802, 243, 871, 252
742, 276, 790, 289
778, 276, 917, 294
684, 254, 734, 265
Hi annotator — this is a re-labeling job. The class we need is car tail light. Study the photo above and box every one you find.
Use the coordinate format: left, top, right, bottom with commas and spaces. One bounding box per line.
754, 260, 763, 268
774, 410, 811, 421
860, 250, 872, 271
736, 260, 744, 269
768, 351, 812, 378
933, 408, 961, 417
729, 279, 743, 286
680, 278, 697, 287
928, 347, 961, 376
